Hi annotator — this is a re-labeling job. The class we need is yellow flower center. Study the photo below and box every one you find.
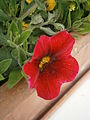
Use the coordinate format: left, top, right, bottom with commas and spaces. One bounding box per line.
69, 2, 76, 11
39, 56, 51, 69
46, 0, 56, 11
26, 0, 32, 4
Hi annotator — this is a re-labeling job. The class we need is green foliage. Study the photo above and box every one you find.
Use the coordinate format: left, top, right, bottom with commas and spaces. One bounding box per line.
0, 33, 9, 46
0, 9, 9, 22
0, 0, 90, 88
0, 74, 5, 81
34, 0, 46, 11
31, 14, 44, 25
18, 30, 32, 45
8, 68, 23, 89
0, 59, 12, 74
0, 47, 11, 61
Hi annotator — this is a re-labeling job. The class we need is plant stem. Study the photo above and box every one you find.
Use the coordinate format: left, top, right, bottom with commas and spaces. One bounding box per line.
21, 3, 37, 20
20, 0, 25, 16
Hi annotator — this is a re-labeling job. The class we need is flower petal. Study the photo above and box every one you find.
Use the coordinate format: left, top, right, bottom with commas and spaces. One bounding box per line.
32, 35, 51, 60
49, 56, 79, 83
36, 67, 61, 100
23, 60, 39, 88
51, 31, 75, 58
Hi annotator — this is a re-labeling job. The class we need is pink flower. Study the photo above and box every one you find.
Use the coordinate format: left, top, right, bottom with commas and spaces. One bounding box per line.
24, 30, 79, 100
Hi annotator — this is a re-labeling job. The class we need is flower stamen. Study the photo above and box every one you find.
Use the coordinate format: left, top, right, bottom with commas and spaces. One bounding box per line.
39, 56, 51, 69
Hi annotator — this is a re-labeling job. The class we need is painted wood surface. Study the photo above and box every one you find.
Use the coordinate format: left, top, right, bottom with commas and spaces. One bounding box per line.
0, 33, 90, 120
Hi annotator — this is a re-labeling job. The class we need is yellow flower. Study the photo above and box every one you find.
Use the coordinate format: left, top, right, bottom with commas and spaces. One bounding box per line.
22, 21, 29, 31
69, 2, 76, 12
26, 0, 32, 4
46, 0, 56, 11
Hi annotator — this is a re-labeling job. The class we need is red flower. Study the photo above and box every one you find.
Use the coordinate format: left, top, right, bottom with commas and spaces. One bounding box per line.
24, 31, 79, 100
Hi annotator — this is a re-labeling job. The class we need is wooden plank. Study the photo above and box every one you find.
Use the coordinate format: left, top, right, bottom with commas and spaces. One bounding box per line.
0, 33, 90, 120
41, 70, 90, 120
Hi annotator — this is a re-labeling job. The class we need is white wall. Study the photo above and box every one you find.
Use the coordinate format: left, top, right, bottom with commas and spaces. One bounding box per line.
49, 75, 90, 120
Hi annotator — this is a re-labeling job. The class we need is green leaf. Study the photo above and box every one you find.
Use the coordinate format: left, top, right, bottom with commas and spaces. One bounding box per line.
0, 74, 5, 81
0, 59, 12, 74
77, 22, 90, 34
9, 0, 18, 16
34, 0, 45, 11
0, 47, 11, 61
18, 30, 32, 45
48, 12, 55, 21
17, 19, 22, 34
0, 9, 9, 22
11, 49, 18, 60
9, 21, 19, 35
8, 69, 23, 89
21, 70, 28, 80
72, 8, 84, 22
17, 48, 27, 67
9, 0, 16, 10
40, 27, 56, 36
23, 40, 28, 52
31, 14, 44, 25
0, 33, 9, 46
0, 0, 9, 13
84, 13, 90, 22
84, 1, 90, 11
54, 23, 65, 30
48, 11, 60, 23
29, 36, 38, 45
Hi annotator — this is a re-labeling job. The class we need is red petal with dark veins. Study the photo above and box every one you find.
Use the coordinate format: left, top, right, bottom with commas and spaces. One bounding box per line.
23, 60, 39, 88
51, 31, 75, 58
49, 56, 79, 83
32, 35, 51, 60
35, 56, 78, 100
36, 67, 61, 100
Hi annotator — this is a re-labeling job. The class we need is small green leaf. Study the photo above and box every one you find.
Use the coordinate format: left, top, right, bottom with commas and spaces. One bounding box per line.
0, 33, 9, 46
40, 27, 56, 36
54, 23, 65, 30
34, 0, 45, 11
8, 69, 23, 89
21, 70, 28, 80
11, 49, 18, 60
23, 40, 28, 52
18, 30, 32, 45
0, 74, 5, 81
84, 1, 90, 11
17, 48, 27, 67
0, 9, 9, 22
77, 23, 90, 34
17, 19, 22, 34
0, 59, 12, 74
31, 14, 44, 25
48, 11, 60, 23
9, 21, 19, 35
48, 12, 55, 21
0, 47, 11, 61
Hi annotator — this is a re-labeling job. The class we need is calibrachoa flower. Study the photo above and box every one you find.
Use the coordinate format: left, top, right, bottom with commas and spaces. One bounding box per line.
69, 2, 76, 11
22, 21, 29, 31
24, 31, 79, 100
26, 0, 32, 4
46, 0, 56, 11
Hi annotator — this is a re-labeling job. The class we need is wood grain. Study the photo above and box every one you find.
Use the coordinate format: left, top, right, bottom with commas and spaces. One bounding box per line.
0, 33, 90, 120
41, 70, 90, 120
